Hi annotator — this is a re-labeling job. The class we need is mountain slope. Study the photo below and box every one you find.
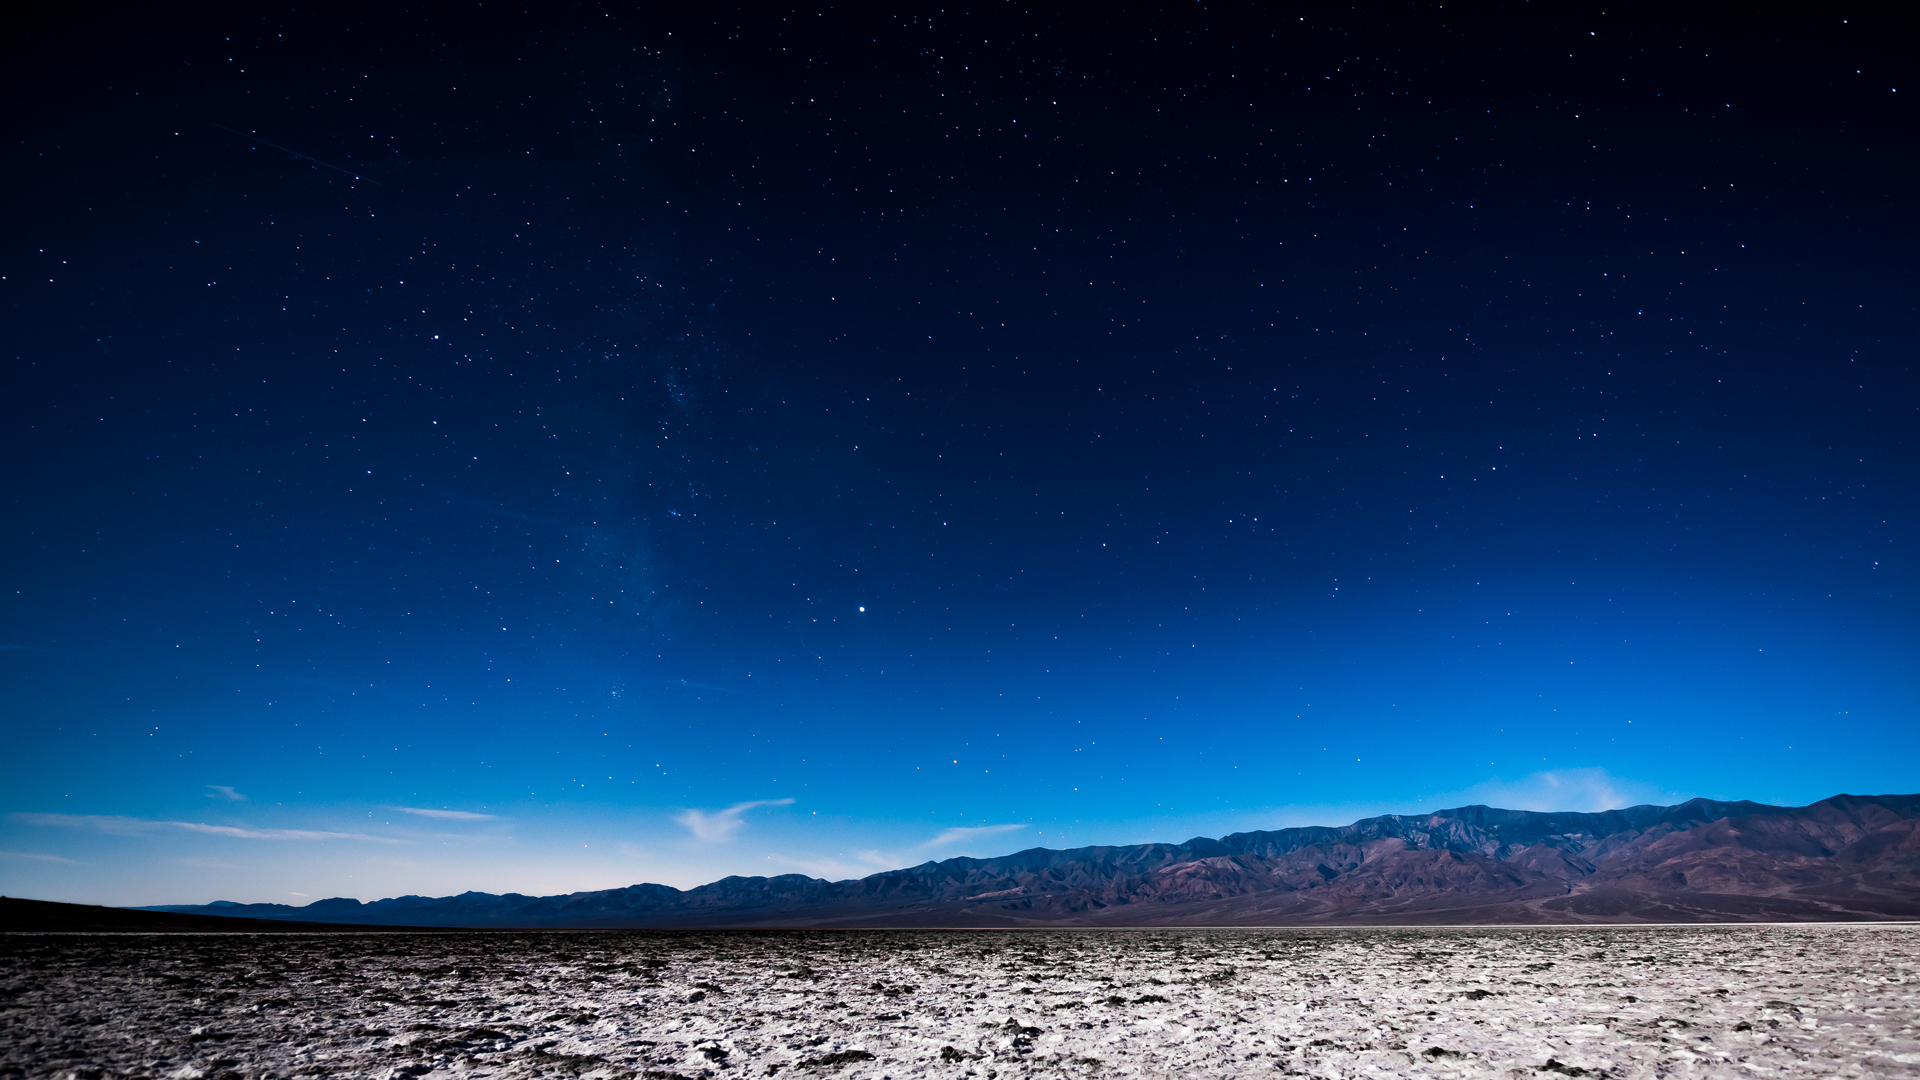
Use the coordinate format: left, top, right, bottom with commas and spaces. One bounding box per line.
142, 792, 1920, 927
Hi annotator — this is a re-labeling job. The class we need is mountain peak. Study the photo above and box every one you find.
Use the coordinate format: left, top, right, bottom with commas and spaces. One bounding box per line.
140, 793, 1920, 928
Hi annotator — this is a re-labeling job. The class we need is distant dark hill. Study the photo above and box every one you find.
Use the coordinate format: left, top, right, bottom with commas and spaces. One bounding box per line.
0, 896, 433, 933
139, 793, 1920, 928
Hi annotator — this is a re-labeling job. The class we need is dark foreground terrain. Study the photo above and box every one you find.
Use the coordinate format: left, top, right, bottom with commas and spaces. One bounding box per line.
146, 793, 1920, 928
2, 925, 1915, 1079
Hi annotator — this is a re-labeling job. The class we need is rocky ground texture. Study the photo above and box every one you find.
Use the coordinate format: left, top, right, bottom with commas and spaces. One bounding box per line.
3, 925, 1916, 1079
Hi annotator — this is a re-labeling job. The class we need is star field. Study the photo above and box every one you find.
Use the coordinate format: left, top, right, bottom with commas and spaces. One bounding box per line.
0, 1, 1912, 904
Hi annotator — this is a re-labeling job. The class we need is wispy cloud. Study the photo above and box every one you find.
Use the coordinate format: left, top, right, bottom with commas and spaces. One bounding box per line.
0, 850, 80, 863
12, 813, 164, 836
763, 824, 1031, 882
765, 849, 898, 881
169, 821, 387, 841
393, 807, 498, 820
673, 799, 794, 842
1449, 768, 1674, 814
206, 785, 248, 802
10, 812, 391, 842
924, 823, 1027, 848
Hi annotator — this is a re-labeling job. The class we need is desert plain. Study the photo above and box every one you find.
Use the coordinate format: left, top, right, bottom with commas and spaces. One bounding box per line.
3, 924, 1916, 1079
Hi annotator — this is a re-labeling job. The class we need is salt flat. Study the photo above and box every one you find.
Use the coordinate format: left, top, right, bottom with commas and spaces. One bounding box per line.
3, 925, 1915, 1079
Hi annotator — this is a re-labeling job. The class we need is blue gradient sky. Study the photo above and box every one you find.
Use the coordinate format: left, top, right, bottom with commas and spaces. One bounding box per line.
3, 2, 1914, 906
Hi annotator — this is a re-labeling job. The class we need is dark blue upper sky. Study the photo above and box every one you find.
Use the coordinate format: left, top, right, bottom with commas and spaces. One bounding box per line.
3, 1, 1913, 905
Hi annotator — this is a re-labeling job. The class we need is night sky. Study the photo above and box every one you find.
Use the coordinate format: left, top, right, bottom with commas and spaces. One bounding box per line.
4, 2, 1913, 906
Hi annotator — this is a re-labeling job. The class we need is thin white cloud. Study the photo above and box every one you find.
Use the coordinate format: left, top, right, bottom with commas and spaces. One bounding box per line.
765, 850, 897, 881
393, 807, 498, 820
1449, 768, 1673, 814
11, 813, 163, 835
673, 798, 795, 842
206, 785, 248, 802
167, 821, 387, 841
9, 812, 391, 843
762, 825, 1030, 882
0, 850, 80, 864
924, 823, 1027, 848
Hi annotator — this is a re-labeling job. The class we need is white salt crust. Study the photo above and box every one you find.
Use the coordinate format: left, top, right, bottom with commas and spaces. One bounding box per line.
3, 924, 1916, 1079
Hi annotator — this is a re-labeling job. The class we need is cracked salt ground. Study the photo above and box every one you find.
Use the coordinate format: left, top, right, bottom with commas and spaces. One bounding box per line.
2, 925, 1916, 1080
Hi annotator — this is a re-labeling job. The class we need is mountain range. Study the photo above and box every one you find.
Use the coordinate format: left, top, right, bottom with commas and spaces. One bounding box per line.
142, 793, 1920, 927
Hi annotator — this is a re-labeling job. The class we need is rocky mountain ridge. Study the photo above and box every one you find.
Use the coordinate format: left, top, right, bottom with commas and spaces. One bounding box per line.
142, 792, 1920, 926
